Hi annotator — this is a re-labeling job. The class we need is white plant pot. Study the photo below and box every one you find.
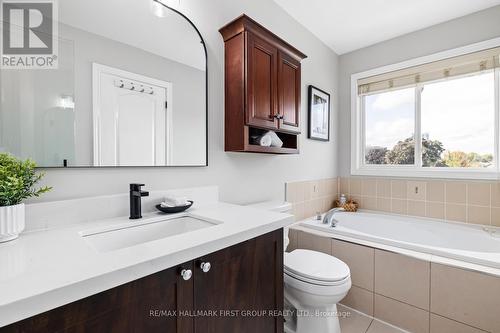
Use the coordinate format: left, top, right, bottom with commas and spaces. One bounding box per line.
0, 203, 25, 243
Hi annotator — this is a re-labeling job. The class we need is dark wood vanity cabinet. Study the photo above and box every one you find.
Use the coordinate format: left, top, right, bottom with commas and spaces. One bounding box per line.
194, 230, 283, 333
2, 262, 194, 333
219, 15, 306, 154
2, 229, 283, 333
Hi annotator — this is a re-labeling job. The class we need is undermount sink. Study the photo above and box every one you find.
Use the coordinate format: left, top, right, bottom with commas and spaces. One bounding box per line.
80, 214, 219, 253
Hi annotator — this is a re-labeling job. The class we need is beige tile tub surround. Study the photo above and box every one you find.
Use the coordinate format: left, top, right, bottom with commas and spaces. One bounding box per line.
374, 294, 430, 333
391, 180, 407, 199
426, 181, 445, 202
426, 202, 445, 220
333, 239, 374, 291
342, 285, 374, 316
338, 304, 407, 333
430, 314, 488, 333
367, 320, 407, 333
407, 200, 426, 218
492, 207, 500, 227
285, 178, 338, 221
445, 181, 467, 204
430, 263, 500, 333
296, 230, 331, 254
374, 250, 430, 310
468, 183, 491, 206
290, 230, 500, 333
338, 304, 373, 333
377, 179, 392, 198
362, 178, 378, 197
339, 177, 498, 227
407, 181, 426, 201
445, 203, 467, 223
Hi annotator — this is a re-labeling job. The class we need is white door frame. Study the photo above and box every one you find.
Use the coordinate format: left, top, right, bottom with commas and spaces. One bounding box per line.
92, 63, 173, 166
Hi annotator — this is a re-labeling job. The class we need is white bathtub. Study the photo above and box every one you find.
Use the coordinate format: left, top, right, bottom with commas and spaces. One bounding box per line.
301, 211, 500, 269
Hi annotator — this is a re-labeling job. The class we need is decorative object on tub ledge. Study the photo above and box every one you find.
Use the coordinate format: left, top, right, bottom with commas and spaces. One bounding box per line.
334, 197, 358, 212
308, 85, 331, 141
156, 200, 194, 214
0, 153, 51, 242
339, 193, 347, 205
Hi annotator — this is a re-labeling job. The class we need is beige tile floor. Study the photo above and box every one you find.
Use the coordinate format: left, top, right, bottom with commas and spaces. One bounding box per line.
338, 305, 407, 333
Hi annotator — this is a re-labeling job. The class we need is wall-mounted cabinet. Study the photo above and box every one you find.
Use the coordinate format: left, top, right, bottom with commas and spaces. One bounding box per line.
219, 15, 307, 154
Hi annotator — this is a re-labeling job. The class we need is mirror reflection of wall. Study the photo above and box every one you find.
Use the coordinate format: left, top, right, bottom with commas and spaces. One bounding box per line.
0, 0, 207, 167
0, 39, 75, 167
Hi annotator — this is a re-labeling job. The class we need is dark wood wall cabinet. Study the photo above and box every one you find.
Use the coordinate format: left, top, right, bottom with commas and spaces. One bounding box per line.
2, 230, 284, 333
219, 15, 307, 154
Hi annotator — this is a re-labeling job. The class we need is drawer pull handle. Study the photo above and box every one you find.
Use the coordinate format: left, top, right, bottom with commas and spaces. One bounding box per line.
180, 269, 192, 281
200, 262, 211, 273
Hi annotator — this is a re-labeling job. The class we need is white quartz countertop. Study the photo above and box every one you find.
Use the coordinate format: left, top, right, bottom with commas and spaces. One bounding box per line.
0, 202, 293, 327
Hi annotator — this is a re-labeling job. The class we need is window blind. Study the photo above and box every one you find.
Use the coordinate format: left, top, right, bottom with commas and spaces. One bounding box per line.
358, 47, 500, 95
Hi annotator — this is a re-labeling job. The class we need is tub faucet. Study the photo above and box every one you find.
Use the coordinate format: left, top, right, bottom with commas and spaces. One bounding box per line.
322, 207, 345, 228
129, 183, 149, 219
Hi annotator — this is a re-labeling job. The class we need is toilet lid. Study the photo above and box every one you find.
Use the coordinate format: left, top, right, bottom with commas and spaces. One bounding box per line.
285, 249, 350, 283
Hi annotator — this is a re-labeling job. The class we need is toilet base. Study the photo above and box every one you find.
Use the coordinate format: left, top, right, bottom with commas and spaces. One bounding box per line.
284, 303, 341, 333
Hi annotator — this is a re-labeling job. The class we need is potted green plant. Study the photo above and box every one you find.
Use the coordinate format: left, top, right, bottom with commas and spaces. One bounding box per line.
0, 153, 51, 242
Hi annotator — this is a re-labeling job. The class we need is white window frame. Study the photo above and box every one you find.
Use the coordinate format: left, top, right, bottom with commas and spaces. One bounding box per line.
351, 37, 500, 180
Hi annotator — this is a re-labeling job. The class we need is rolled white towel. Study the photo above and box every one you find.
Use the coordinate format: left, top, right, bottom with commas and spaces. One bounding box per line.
266, 131, 283, 148
258, 134, 272, 147
163, 195, 188, 207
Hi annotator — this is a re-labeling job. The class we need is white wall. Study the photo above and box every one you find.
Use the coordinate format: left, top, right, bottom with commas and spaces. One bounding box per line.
338, 5, 500, 176
34, 0, 339, 204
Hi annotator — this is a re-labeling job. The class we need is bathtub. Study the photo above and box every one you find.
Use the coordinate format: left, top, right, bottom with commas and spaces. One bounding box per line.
301, 211, 500, 269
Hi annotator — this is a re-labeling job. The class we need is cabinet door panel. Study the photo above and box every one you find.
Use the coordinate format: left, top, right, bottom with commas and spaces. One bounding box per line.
278, 52, 301, 133
194, 230, 284, 333
2, 263, 194, 333
246, 33, 278, 130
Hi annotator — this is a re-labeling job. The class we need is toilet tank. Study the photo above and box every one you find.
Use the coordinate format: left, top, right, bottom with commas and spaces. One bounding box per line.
246, 200, 292, 213
246, 201, 292, 250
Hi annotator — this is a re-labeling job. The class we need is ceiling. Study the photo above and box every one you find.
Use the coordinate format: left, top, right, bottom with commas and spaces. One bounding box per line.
272, 0, 500, 55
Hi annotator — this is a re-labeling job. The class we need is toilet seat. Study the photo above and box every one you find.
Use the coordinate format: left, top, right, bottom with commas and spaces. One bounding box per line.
284, 271, 351, 297
284, 249, 350, 286
285, 270, 351, 286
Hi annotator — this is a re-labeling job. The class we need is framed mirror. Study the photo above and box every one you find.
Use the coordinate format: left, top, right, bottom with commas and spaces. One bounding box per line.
0, 0, 207, 167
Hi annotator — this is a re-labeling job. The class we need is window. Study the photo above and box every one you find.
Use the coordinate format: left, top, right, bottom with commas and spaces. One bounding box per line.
365, 88, 415, 165
352, 43, 500, 179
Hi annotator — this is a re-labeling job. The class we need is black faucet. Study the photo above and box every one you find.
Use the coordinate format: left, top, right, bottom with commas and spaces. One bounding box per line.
129, 184, 149, 219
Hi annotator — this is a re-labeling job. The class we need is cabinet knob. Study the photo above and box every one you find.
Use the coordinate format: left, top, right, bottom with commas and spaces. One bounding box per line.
274, 114, 284, 120
180, 269, 192, 281
199, 262, 211, 273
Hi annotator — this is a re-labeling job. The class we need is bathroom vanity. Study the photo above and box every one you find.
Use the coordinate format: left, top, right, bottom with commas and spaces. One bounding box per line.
2, 230, 283, 333
0, 187, 293, 332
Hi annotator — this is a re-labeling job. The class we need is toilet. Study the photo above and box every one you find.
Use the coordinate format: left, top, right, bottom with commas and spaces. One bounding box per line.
247, 201, 352, 333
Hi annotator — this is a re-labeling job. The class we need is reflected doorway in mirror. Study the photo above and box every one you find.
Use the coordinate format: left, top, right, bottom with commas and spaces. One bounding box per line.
92, 63, 173, 166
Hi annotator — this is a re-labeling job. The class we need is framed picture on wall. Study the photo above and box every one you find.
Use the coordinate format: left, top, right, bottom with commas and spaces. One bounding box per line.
308, 85, 331, 141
